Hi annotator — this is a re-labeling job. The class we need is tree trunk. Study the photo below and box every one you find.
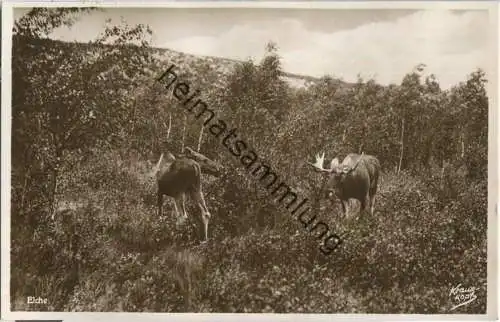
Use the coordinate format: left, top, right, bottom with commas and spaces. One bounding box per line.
166, 113, 172, 141
313, 175, 328, 215
424, 137, 433, 168
49, 147, 63, 219
197, 125, 204, 152
180, 115, 187, 153
358, 143, 364, 154
440, 160, 446, 190
20, 168, 30, 215
49, 167, 59, 219
461, 131, 465, 159
397, 118, 405, 174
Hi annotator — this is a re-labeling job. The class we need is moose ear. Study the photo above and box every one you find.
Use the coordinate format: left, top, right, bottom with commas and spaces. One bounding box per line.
330, 158, 340, 169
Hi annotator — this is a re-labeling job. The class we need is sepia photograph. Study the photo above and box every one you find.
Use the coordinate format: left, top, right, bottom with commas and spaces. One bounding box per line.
1, 1, 498, 320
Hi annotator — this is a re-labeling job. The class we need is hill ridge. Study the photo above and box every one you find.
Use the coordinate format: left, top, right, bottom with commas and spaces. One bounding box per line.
19, 34, 346, 88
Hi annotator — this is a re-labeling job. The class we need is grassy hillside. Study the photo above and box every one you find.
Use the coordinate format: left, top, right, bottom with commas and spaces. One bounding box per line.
11, 10, 488, 314
149, 44, 325, 88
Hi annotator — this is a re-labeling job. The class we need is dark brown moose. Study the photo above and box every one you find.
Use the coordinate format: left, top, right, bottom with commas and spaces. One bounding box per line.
152, 147, 223, 242
308, 152, 381, 217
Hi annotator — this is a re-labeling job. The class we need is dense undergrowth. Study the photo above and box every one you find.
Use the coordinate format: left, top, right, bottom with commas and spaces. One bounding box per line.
11, 150, 487, 313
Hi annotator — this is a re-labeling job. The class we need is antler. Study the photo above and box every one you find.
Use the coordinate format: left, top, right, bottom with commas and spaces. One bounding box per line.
151, 153, 164, 178
307, 152, 333, 173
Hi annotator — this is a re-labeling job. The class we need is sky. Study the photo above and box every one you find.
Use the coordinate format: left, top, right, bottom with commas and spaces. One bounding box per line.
14, 7, 493, 89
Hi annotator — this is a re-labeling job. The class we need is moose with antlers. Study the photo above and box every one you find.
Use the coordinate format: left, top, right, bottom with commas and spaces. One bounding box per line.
308, 152, 381, 218
152, 146, 223, 242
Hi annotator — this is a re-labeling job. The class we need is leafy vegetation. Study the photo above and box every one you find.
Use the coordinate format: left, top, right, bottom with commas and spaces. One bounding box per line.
11, 9, 487, 313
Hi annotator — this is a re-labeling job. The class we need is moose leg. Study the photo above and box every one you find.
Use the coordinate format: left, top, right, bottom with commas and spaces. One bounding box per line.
180, 193, 188, 222
340, 200, 348, 218
369, 193, 376, 216
173, 198, 186, 226
189, 189, 211, 242
369, 177, 378, 216
182, 193, 198, 232
157, 193, 163, 217
360, 193, 370, 217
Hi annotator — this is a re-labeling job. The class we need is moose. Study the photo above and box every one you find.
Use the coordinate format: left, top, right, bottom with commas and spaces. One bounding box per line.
152, 147, 223, 242
308, 152, 381, 217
